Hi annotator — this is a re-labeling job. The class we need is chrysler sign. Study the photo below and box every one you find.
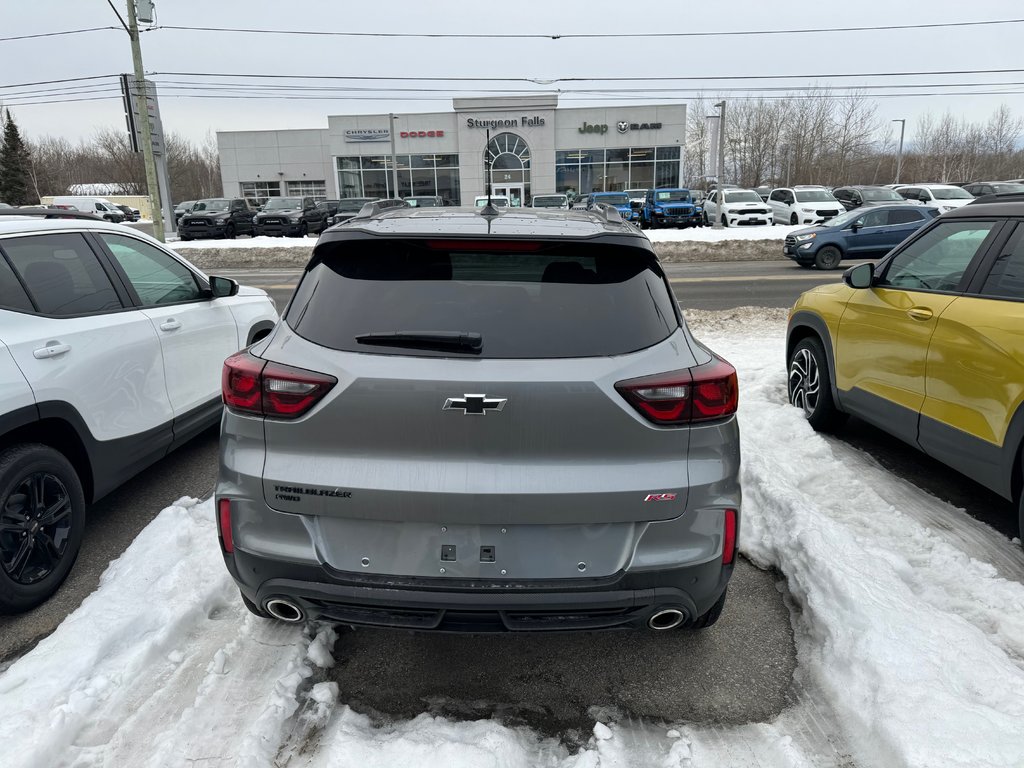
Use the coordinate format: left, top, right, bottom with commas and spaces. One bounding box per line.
344, 128, 390, 143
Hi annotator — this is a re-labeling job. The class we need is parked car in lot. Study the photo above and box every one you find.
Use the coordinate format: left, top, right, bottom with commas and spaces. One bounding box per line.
217, 205, 741, 632
832, 185, 913, 211
474, 195, 510, 207
50, 196, 124, 224
530, 194, 569, 209
702, 188, 773, 227
0, 210, 278, 613
114, 204, 140, 222
253, 197, 329, 237
783, 204, 940, 269
404, 196, 447, 208
315, 200, 341, 219
961, 181, 1024, 197
639, 188, 702, 229
768, 186, 845, 226
328, 198, 377, 226
174, 200, 197, 226
894, 184, 973, 212
179, 198, 257, 241
624, 188, 648, 215
787, 198, 1024, 542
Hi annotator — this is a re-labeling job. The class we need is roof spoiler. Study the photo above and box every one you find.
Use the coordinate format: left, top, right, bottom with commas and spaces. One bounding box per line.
0, 207, 104, 220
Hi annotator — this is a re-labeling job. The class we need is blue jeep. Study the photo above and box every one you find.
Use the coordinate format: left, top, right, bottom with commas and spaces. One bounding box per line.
586, 191, 639, 221
641, 188, 703, 229
784, 203, 940, 269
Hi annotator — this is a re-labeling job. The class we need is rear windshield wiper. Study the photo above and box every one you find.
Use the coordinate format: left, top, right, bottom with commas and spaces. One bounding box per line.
355, 330, 483, 352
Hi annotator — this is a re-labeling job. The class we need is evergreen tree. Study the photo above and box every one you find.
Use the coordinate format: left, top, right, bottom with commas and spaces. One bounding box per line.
0, 109, 35, 205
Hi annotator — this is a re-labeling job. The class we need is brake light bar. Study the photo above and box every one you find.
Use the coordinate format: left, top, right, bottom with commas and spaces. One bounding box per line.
615, 357, 738, 426
222, 351, 337, 419
426, 239, 542, 251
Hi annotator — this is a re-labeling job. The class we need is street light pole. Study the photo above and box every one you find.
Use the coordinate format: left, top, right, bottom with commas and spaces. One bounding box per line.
389, 113, 399, 199
713, 100, 726, 229
893, 118, 906, 185
124, 0, 163, 241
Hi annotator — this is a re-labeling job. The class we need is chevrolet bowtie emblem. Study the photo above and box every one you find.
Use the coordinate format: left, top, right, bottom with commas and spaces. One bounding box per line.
443, 394, 508, 415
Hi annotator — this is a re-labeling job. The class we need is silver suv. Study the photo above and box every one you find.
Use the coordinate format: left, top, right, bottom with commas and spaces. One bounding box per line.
216, 204, 740, 633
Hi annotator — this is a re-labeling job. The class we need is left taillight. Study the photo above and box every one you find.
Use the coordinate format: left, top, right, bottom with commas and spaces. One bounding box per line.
615, 357, 738, 426
222, 350, 337, 419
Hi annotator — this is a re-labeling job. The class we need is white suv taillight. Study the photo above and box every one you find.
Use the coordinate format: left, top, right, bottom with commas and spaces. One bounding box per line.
222, 350, 337, 419
615, 357, 738, 426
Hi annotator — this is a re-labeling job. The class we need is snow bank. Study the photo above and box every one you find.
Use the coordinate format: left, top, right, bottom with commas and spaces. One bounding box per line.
694, 310, 1024, 768
644, 225, 801, 243
174, 235, 316, 250
2, 310, 1024, 767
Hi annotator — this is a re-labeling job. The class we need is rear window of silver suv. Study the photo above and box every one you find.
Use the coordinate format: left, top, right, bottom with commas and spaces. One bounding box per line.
285, 240, 680, 359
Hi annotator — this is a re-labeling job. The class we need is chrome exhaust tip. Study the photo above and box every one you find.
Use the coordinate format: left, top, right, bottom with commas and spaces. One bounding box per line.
264, 598, 305, 623
647, 608, 686, 631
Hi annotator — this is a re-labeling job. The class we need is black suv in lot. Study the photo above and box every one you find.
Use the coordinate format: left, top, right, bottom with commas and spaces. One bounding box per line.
178, 198, 257, 240
253, 197, 329, 237
832, 185, 909, 212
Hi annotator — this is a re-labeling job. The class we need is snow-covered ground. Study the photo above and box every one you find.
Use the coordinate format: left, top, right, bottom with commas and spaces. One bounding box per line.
3, 310, 1023, 767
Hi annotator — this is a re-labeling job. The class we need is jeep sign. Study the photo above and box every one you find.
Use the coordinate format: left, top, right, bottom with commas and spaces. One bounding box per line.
579, 121, 663, 134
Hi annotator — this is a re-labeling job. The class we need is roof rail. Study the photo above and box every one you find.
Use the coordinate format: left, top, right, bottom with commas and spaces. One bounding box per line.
587, 201, 624, 224
351, 198, 410, 220
967, 192, 1024, 205
0, 207, 103, 221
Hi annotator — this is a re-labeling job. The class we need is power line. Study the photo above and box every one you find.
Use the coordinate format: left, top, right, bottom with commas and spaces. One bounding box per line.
152, 67, 1024, 84
0, 26, 121, 43
12, 89, 1024, 109
0, 74, 120, 90
150, 17, 1024, 40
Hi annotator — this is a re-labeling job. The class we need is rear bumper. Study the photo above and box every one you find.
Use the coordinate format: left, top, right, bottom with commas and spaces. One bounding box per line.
225, 546, 732, 632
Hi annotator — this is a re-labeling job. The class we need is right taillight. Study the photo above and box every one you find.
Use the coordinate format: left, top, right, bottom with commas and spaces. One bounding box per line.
222, 350, 337, 419
723, 508, 737, 565
615, 357, 738, 426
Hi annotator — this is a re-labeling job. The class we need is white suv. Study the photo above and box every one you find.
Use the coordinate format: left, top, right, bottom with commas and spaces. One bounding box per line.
0, 211, 277, 613
768, 186, 845, 226
702, 188, 773, 227
894, 184, 974, 212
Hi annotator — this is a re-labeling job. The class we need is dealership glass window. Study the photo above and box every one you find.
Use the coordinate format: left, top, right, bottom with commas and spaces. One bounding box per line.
555, 146, 679, 195
285, 180, 327, 200
338, 155, 460, 200
239, 181, 280, 206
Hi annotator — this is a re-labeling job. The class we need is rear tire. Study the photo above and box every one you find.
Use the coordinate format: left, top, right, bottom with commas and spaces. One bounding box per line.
814, 246, 842, 270
689, 589, 727, 629
0, 444, 86, 615
788, 337, 847, 432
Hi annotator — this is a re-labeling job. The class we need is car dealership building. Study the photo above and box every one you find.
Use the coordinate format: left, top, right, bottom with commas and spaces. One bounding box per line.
216, 95, 686, 206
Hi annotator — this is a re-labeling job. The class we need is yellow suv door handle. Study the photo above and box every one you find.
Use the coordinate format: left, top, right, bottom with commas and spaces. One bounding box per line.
906, 307, 934, 321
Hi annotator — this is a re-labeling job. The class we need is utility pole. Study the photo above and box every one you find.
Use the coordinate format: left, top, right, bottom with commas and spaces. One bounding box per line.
388, 113, 399, 199
115, 0, 164, 241
713, 100, 726, 229
893, 118, 906, 185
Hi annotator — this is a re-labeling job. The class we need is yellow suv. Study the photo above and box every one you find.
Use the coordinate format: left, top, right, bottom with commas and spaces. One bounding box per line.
786, 197, 1024, 540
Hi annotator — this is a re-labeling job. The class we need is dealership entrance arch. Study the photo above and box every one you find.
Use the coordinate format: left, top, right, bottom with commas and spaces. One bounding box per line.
485, 132, 530, 206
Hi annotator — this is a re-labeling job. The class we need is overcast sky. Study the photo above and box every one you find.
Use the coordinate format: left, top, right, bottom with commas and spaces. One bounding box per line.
2, 0, 1023, 147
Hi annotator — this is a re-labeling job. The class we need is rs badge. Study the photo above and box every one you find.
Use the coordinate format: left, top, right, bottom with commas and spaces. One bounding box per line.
644, 493, 677, 502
